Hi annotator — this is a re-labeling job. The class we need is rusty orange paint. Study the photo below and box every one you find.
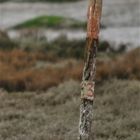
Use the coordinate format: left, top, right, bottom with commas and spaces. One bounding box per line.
87, 1, 102, 39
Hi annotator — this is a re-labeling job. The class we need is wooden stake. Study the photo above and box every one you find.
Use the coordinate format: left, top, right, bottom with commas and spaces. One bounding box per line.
79, 0, 102, 139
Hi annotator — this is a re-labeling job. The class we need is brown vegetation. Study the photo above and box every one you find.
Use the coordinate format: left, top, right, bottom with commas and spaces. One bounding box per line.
0, 49, 83, 91
0, 48, 140, 91
97, 48, 140, 81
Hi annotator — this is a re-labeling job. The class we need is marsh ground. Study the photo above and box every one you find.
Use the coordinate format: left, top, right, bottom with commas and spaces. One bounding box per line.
0, 44, 140, 139
0, 0, 140, 139
0, 79, 140, 140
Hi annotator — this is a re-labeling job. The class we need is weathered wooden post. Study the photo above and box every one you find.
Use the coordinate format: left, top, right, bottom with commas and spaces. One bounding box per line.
79, 0, 102, 139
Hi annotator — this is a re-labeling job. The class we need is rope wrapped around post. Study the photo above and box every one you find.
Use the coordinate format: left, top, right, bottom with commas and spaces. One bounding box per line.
79, 0, 102, 139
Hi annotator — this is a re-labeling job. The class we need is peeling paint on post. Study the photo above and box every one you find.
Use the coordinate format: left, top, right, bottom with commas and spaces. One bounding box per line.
79, 0, 102, 140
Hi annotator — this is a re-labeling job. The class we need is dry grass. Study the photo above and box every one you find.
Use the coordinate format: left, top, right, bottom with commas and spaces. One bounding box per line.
0, 79, 140, 140
1, 48, 140, 91
0, 49, 83, 91
97, 48, 140, 81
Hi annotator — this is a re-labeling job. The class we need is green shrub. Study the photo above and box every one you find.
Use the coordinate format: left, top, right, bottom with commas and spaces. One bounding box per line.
13, 16, 86, 29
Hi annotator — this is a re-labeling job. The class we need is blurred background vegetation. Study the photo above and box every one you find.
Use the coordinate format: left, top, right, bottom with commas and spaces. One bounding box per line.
0, 0, 140, 139
0, 0, 79, 2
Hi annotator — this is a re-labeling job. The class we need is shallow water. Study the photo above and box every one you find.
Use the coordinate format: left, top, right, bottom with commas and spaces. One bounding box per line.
8, 26, 140, 50
0, 0, 139, 29
1, 0, 140, 49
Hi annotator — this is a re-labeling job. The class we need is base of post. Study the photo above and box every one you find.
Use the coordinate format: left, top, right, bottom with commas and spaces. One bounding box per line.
79, 99, 94, 140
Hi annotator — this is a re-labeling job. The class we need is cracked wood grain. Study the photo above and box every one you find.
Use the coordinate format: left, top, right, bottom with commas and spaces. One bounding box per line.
79, 0, 102, 140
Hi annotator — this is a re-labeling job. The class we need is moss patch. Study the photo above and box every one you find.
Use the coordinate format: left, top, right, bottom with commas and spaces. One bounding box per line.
13, 16, 86, 29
